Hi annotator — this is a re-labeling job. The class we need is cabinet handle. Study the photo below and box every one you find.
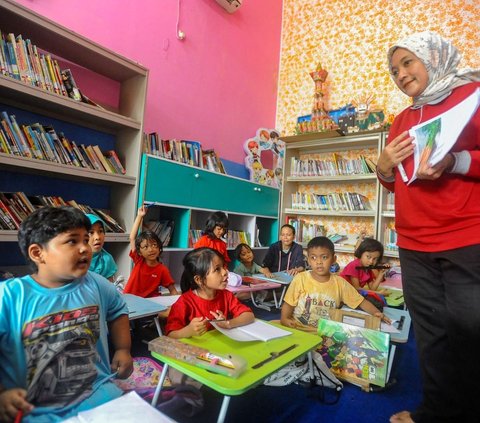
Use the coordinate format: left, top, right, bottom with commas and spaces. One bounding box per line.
194, 173, 200, 178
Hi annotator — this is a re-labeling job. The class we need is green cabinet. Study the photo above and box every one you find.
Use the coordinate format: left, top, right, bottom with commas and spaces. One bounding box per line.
138, 155, 280, 256
140, 155, 279, 217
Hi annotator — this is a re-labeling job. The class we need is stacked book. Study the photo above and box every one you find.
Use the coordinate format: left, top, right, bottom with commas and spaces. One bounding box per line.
287, 217, 326, 244
0, 191, 124, 232
0, 112, 126, 174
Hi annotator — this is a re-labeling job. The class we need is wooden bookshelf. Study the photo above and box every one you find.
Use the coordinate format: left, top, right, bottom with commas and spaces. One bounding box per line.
281, 131, 385, 265
0, 0, 148, 276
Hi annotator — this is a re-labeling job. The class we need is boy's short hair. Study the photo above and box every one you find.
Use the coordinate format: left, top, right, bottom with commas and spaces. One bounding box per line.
18, 206, 91, 271
203, 211, 229, 237
234, 243, 252, 260
354, 238, 384, 260
281, 223, 296, 236
135, 230, 163, 255
306, 236, 335, 254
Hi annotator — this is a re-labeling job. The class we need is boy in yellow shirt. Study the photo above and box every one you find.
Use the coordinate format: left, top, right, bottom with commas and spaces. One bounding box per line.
281, 236, 390, 329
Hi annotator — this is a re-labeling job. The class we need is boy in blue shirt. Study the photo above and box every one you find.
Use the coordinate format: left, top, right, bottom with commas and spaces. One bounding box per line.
0, 206, 133, 422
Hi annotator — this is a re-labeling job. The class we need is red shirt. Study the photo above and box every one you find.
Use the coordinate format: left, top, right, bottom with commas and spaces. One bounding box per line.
123, 250, 175, 297
340, 258, 373, 288
165, 289, 251, 334
380, 83, 480, 252
193, 235, 231, 263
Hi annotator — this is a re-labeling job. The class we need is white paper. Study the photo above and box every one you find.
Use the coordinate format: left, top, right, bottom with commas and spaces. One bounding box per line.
211, 319, 292, 342
147, 295, 180, 307
61, 392, 176, 423
403, 88, 479, 185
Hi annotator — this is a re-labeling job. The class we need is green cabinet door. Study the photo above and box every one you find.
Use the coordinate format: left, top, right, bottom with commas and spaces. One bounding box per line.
191, 170, 279, 217
142, 157, 195, 206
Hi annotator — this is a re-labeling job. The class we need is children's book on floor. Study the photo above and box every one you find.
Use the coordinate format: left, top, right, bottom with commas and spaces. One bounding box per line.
317, 318, 390, 388
211, 319, 292, 342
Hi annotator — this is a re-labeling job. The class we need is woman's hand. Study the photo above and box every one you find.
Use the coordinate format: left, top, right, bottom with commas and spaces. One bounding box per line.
377, 131, 415, 177
416, 152, 454, 180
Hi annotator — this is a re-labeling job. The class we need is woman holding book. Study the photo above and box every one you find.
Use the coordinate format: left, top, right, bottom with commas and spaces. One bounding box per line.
376, 31, 479, 423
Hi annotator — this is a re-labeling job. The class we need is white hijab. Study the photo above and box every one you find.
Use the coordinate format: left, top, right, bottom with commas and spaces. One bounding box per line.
387, 31, 480, 109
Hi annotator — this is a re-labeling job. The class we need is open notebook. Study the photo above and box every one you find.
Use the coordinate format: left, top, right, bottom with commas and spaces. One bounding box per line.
211, 319, 292, 342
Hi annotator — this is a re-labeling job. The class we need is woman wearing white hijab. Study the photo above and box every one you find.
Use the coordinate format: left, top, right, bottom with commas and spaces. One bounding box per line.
377, 31, 480, 423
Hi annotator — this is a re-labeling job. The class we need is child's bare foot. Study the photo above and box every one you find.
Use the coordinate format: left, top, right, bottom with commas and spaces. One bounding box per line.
390, 411, 414, 422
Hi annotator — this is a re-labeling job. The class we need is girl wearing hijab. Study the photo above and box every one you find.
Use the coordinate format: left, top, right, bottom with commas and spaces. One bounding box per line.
86, 213, 118, 281
377, 32, 479, 423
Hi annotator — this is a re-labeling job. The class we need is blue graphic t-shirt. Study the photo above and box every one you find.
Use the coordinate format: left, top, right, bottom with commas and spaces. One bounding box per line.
0, 271, 127, 421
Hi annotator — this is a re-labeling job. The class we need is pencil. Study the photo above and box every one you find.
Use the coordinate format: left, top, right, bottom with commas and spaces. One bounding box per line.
14, 410, 23, 423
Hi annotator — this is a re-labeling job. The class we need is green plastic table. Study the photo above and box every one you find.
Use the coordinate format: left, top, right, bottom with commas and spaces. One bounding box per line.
151, 322, 321, 423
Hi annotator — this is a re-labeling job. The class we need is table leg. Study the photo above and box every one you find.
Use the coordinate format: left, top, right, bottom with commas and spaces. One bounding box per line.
307, 351, 315, 381
387, 344, 396, 382
272, 289, 279, 308
217, 395, 231, 423
151, 363, 169, 407
154, 316, 163, 336
277, 286, 288, 308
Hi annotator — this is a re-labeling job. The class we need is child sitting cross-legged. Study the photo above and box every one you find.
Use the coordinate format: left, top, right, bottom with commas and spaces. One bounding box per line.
281, 236, 391, 331
0, 206, 133, 422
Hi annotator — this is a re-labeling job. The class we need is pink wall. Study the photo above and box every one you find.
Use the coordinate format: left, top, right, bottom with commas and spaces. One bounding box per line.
14, 0, 283, 164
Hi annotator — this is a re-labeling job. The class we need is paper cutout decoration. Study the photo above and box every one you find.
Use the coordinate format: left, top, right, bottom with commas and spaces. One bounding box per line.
244, 128, 285, 189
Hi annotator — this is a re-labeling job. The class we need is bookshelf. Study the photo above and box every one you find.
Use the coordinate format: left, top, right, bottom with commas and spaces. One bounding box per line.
137, 155, 279, 280
280, 130, 385, 265
377, 136, 399, 258
0, 0, 148, 277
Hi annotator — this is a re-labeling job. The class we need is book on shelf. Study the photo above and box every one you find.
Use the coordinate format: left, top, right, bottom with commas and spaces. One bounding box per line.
143, 220, 175, 247
92, 145, 115, 173
202, 149, 226, 174
104, 150, 126, 174
398, 88, 479, 185
210, 319, 292, 342
60, 68, 82, 101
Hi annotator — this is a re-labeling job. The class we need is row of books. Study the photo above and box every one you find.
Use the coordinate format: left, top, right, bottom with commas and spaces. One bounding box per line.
143, 220, 175, 247
143, 133, 226, 174
0, 29, 82, 101
385, 191, 395, 211
188, 229, 251, 249
0, 111, 126, 174
286, 218, 326, 244
289, 154, 376, 177
0, 191, 124, 233
143, 134, 203, 168
291, 191, 371, 212
383, 221, 398, 251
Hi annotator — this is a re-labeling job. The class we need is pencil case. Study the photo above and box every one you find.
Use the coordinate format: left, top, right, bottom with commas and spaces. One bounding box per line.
195, 351, 247, 378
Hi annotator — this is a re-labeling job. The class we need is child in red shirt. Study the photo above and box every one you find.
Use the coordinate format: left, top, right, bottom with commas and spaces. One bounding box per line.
123, 206, 179, 298
166, 248, 254, 338
193, 211, 230, 265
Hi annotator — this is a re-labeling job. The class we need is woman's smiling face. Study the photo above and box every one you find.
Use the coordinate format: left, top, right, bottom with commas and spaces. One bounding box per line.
390, 48, 429, 98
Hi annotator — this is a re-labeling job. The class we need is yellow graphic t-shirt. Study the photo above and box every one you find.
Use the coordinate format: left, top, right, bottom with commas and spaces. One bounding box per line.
284, 271, 364, 327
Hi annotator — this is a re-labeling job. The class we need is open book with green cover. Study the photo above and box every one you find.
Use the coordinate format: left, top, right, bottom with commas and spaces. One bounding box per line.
398, 87, 479, 185
211, 319, 292, 342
